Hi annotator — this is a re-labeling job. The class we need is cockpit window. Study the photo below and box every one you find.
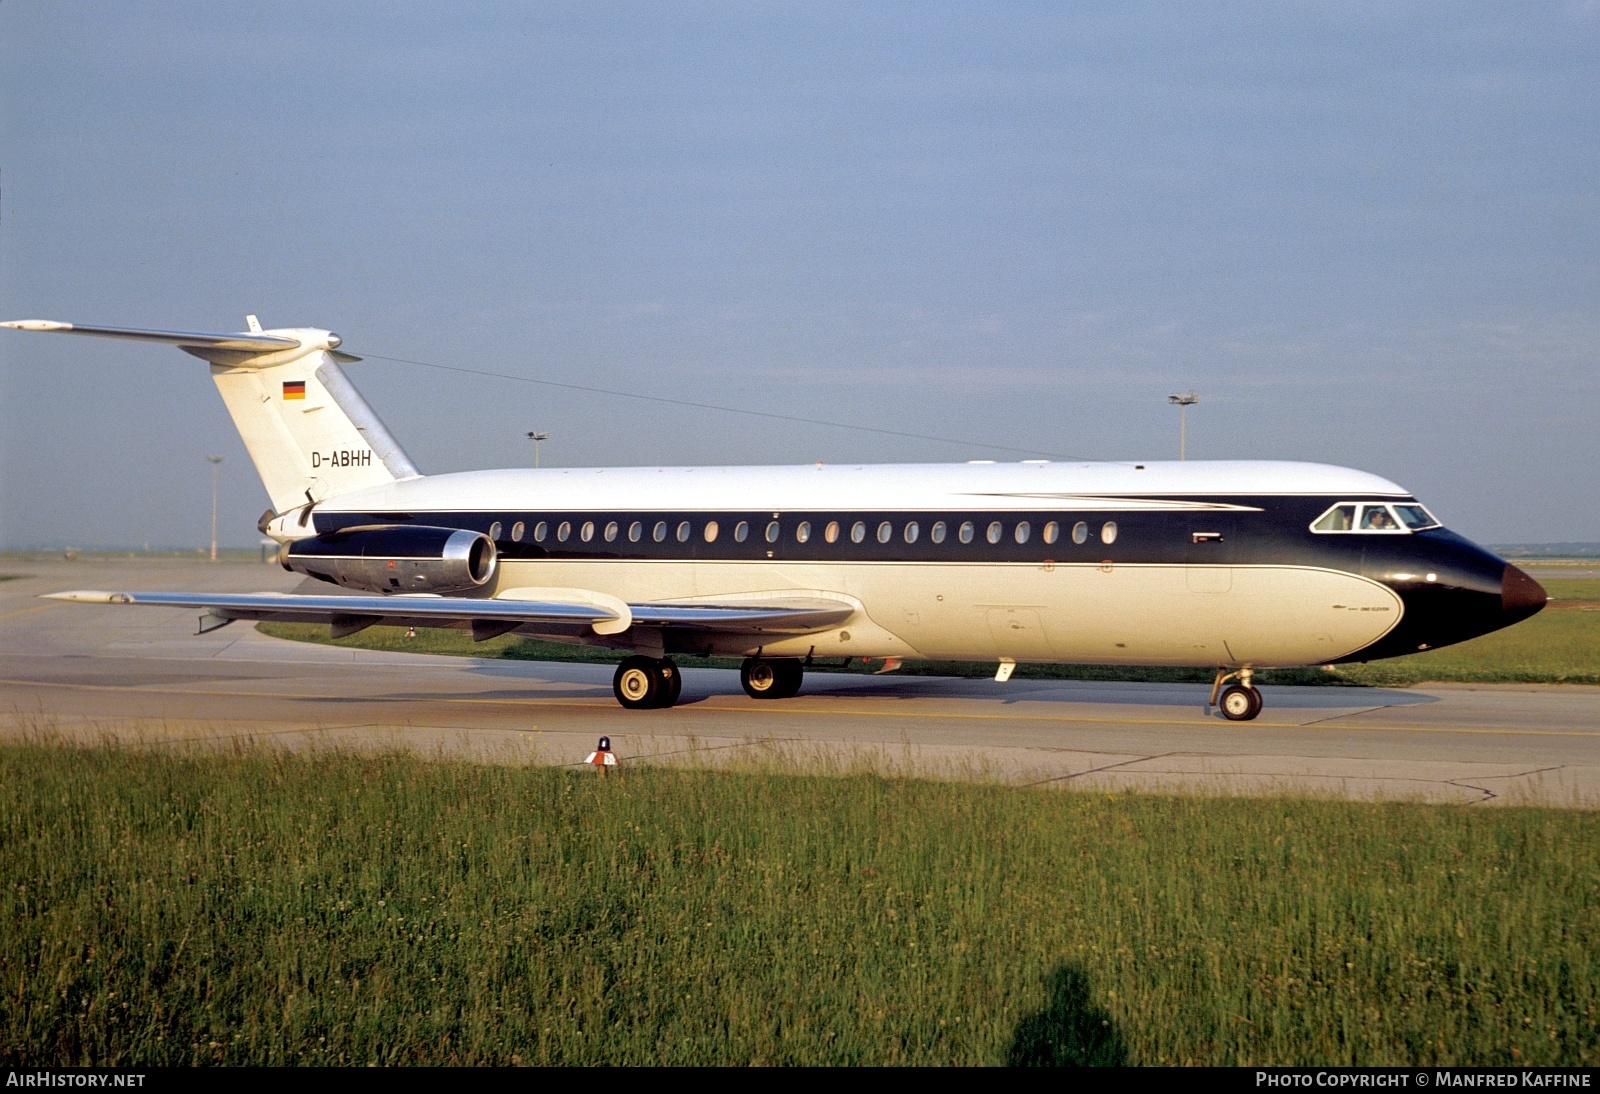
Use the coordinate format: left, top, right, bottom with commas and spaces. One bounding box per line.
1360, 506, 1398, 531
1311, 502, 1438, 535
1392, 504, 1440, 530
1312, 504, 1356, 532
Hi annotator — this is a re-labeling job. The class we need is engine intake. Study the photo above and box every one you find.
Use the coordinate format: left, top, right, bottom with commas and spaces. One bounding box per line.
281, 525, 497, 594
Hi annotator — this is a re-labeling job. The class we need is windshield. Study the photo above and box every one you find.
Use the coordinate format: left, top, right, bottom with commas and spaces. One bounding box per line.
1310, 502, 1440, 534
1312, 504, 1356, 532
1360, 506, 1398, 531
1392, 504, 1440, 530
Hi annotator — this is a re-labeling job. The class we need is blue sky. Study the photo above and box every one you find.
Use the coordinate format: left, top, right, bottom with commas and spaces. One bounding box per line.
2, 1, 1596, 547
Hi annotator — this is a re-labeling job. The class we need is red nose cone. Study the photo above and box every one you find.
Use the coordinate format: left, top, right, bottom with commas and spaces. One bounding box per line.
1502, 564, 1547, 617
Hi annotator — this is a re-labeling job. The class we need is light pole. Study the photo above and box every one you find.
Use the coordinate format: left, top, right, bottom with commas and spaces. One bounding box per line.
527, 432, 550, 468
206, 455, 225, 561
1167, 392, 1198, 461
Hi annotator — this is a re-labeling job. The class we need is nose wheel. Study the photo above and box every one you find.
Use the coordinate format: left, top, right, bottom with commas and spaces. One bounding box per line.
741, 656, 804, 699
613, 655, 682, 709
1209, 667, 1263, 721
1218, 684, 1263, 721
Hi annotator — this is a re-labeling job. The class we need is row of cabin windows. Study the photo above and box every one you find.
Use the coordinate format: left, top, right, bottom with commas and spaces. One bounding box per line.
485, 517, 1120, 549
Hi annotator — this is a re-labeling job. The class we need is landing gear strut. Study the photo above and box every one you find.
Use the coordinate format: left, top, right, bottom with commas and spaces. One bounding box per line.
740, 656, 804, 699
613, 655, 682, 709
1208, 666, 1263, 721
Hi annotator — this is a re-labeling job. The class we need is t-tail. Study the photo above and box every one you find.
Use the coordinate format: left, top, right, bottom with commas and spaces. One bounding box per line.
0, 317, 419, 518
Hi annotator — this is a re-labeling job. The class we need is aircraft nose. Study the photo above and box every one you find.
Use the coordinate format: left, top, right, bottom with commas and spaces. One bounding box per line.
1502, 564, 1547, 619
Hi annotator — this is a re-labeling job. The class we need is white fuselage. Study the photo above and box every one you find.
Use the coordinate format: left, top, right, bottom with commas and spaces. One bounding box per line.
288, 459, 1418, 668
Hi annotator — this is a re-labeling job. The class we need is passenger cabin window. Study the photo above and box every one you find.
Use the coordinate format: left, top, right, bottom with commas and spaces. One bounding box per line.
536, 521, 549, 542
1072, 521, 1088, 545
986, 521, 1002, 545
605, 521, 619, 543
851, 521, 867, 544
1101, 521, 1118, 545
877, 521, 893, 544
734, 521, 749, 543
1310, 502, 1435, 534
959, 521, 975, 544
931, 521, 947, 544
824, 521, 840, 544
557, 521, 571, 542
904, 521, 920, 543
676, 521, 691, 543
628, 521, 642, 543
704, 521, 719, 543
796, 521, 812, 544
511, 521, 525, 542
581, 521, 595, 542
488, 521, 503, 541
1014, 521, 1030, 545
766, 521, 781, 543
653, 521, 667, 543
1043, 521, 1059, 545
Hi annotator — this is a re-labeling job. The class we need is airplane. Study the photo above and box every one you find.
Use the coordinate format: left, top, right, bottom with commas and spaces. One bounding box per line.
0, 317, 1548, 720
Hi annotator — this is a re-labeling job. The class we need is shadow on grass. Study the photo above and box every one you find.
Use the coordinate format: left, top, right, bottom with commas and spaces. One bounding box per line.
1007, 963, 1128, 1067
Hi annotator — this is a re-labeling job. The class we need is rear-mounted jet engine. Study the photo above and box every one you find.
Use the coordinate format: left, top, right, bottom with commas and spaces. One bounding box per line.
280, 525, 496, 594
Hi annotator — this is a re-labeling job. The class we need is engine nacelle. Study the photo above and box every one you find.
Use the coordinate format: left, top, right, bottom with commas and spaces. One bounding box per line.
280, 525, 497, 594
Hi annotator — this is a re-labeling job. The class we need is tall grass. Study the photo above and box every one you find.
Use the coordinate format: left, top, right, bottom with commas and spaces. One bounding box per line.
2, 742, 1595, 1065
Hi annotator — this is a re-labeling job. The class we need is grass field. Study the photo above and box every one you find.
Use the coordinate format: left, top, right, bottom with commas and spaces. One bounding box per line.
3, 742, 1595, 1066
256, 577, 1600, 687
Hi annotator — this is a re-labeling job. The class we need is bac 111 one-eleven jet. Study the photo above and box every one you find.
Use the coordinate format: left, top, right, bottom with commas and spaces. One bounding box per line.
0, 317, 1548, 720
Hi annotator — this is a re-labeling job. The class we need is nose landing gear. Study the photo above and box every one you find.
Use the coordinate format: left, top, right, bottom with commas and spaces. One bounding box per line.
1209, 666, 1263, 721
612, 655, 682, 709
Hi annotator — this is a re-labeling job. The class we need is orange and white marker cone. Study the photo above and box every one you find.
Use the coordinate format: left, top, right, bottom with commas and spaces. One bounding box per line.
585, 735, 618, 774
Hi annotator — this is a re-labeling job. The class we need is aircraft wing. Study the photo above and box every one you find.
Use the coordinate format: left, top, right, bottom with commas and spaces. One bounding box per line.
42, 589, 855, 642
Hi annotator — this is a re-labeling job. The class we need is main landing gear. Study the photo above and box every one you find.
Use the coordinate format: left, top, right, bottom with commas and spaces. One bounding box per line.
609, 654, 807, 709
612, 655, 682, 710
1209, 666, 1263, 721
740, 656, 804, 700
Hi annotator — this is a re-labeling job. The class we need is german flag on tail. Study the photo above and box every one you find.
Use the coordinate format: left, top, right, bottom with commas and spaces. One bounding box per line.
282, 380, 306, 400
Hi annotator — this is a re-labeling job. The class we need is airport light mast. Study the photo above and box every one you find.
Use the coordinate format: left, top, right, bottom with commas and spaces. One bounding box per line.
1167, 391, 1199, 460
527, 431, 550, 468
206, 454, 224, 562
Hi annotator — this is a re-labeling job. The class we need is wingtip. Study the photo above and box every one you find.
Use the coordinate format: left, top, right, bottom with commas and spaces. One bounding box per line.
1, 320, 73, 332
41, 590, 128, 604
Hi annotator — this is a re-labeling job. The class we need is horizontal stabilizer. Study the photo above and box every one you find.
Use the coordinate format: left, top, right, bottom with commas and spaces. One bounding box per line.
0, 320, 300, 353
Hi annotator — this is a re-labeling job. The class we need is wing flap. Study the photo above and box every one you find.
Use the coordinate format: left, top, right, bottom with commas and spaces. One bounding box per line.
630, 597, 855, 634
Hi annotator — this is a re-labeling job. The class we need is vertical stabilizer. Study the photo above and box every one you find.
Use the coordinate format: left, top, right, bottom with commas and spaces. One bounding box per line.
210, 349, 419, 511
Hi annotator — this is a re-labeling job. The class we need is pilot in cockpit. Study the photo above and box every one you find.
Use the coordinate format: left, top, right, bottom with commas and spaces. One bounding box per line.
1362, 506, 1396, 530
